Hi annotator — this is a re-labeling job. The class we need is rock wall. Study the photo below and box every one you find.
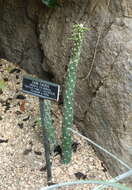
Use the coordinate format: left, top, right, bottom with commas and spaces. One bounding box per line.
0, 0, 45, 78
0, 0, 131, 184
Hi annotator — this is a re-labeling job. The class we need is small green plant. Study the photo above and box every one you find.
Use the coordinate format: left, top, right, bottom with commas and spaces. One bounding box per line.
41, 0, 58, 7
0, 79, 6, 89
35, 117, 41, 126
61, 24, 88, 164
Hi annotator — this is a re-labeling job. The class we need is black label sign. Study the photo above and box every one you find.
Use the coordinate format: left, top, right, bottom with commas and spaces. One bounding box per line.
22, 76, 60, 101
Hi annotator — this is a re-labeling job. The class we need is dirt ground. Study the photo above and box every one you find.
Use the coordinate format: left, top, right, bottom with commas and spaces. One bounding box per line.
0, 59, 113, 190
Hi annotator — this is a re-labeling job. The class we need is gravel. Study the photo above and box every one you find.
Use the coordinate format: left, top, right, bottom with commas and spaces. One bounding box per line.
0, 59, 112, 190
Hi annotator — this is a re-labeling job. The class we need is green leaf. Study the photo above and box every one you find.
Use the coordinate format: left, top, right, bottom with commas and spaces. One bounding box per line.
41, 0, 58, 7
0, 79, 6, 89
35, 118, 41, 126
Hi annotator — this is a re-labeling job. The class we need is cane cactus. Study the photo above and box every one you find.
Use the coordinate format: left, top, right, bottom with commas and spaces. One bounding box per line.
44, 100, 56, 154
61, 24, 88, 164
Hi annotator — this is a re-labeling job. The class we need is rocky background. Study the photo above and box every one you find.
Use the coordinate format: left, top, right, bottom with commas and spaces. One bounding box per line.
0, 0, 132, 185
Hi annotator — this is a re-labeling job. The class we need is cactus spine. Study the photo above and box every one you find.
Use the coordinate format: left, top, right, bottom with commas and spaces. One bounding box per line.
61, 24, 87, 164
44, 100, 56, 154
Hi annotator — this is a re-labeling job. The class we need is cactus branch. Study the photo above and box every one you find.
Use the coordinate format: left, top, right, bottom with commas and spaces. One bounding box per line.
61, 24, 88, 164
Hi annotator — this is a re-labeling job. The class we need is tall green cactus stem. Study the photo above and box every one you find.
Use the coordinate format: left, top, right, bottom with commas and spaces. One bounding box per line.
44, 100, 56, 154
62, 24, 88, 164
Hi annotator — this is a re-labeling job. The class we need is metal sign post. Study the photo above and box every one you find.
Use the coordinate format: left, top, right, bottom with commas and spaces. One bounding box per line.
22, 76, 60, 184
